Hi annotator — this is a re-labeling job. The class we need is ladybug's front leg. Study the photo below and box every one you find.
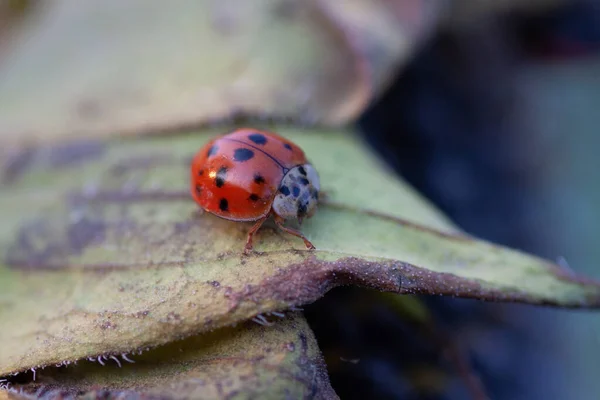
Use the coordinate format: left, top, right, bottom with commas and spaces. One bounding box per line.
273, 215, 316, 250
243, 214, 269, 255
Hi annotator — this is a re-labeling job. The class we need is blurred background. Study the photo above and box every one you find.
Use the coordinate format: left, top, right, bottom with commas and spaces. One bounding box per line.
308, 1, 600, 399
2, 1, 600, 399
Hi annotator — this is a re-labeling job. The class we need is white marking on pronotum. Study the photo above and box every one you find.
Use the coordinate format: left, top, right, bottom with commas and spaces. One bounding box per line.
110, 356, 122, 368
121, 353, 135, 363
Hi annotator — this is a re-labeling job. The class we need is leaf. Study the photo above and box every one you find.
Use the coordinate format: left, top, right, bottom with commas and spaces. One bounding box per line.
0, 0, 442, 144
1, 128, 599, 377
0, 391, 26, 400
4, 313, 337, 399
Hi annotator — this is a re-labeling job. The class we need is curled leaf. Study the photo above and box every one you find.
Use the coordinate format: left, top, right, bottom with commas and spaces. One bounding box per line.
5, 313, 336, 399
0, 0, 442, 144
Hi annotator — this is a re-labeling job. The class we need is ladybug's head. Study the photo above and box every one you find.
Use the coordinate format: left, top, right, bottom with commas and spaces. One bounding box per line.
272, 164, 320, 223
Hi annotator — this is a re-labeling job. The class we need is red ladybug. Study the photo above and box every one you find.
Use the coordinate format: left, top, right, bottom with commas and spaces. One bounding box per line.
191, 128, 320, 254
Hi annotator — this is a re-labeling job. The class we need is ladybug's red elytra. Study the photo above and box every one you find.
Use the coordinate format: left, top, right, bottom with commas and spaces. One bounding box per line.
190, 128, 320, 254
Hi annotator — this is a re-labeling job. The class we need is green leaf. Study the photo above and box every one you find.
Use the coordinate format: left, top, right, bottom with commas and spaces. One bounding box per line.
1, 128, 599, 377
4, 314, 336, 399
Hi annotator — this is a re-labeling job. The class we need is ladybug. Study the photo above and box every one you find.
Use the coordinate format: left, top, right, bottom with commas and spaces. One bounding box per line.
191, 128, 320, 254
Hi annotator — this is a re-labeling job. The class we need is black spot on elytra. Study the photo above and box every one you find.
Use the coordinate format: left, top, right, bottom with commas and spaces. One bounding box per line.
279, 185, 290, 196
254, 174, 265, 184
248, 133, 267, 145
207, 145, 218, 157
219, 198, 229, 212
233, 148, 254, 162
248, 194, 260, 202
299, 177, 309, 186
215, 166, 228, 188
198, 169, 204, 176
195, 185, 202, 194
284, 143, 293, 151
298, 166, 306, 175
292, 186, 300, 197
297, 202, 307, 217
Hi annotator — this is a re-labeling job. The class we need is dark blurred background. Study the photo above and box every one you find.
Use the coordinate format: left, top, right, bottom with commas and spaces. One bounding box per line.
306, 1, 600, 399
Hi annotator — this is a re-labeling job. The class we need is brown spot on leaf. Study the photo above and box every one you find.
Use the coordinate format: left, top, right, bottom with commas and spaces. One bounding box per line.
1, 148, 35, 184
100, 321, 117, 330
134, 311, 149, 319
2, 142, 106, 185
110, 154, 175, 176
6, 216, 108, 269
47, 141, 106, 168
165, 312, 182, 323
67, 218, 106, 255
5, 219, 69, 269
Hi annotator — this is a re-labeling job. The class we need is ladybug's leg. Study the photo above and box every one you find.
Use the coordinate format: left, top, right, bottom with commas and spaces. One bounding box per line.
244, 214, 269, 255
273, 215, 316, 250
317, 190, 330, 202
